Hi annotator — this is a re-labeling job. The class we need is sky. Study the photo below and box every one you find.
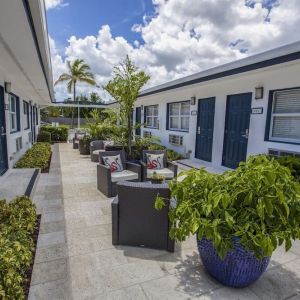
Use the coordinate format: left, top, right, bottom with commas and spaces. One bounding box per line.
46, 0, 300, 102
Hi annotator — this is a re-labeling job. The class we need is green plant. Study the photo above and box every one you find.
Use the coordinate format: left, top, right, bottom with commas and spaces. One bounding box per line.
151, 171, 165, 183
37, 131, 51, 143
40, 126, 68, 142
156, 155, 300, 260
275, 155, 300, 182
148, 143, 182, 161
104, 56, 150, 157
0, 196, 37, 299
54, 58, 96, 128
15, 143, 51, 171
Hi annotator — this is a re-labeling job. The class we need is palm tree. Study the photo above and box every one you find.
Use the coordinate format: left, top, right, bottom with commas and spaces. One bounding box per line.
55, 59, 96, 128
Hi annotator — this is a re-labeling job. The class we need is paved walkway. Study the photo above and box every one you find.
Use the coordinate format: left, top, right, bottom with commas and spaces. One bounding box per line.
30, 144, 300, 299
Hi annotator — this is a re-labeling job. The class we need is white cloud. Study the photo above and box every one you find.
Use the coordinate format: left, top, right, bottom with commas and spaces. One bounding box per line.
45, 0, 68, 10
50, 0, 300, 101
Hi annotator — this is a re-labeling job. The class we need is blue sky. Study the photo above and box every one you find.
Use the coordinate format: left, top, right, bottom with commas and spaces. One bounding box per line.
47, 0, 154, 52
46, 0, 300, 101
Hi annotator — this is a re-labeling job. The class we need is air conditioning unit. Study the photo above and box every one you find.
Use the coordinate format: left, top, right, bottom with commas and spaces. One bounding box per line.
16, 137, 22, 152
169, 134, 183, 146
143, 131, 152, 138
268, 149, 300, 158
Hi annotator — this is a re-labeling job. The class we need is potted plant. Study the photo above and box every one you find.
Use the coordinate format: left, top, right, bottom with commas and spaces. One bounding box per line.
151, 171, 165, 184
79, 135, 91, 155
155, 155, 300, 287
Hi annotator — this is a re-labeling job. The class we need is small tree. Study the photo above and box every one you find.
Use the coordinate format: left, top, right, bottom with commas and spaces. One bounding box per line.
104, 56, 150, 157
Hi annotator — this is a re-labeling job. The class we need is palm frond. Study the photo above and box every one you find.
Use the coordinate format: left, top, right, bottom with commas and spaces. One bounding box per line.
54, 73, 72, 85
79, 77, 96, 86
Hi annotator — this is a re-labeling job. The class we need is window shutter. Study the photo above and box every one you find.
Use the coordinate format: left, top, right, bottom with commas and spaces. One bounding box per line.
166, 103, 169, 130
16, 97, 20, 131
273, 89, 300, 113
272, 116, 300, 139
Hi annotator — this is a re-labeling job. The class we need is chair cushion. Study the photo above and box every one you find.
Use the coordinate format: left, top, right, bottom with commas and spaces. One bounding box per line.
146, 153, 164, 170
104, 140, 114, 147
147, 168, 174, 179
111, 170, 138, 183
102, 154, 124, 172
92, 149, 105, 155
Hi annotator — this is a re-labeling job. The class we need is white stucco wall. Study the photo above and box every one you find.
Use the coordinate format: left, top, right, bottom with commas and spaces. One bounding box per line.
135, 61, 300, 167
0, 80, 40, 169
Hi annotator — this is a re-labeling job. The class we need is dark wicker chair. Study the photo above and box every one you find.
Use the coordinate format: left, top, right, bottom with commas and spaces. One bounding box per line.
141, 150, 178, 182
112, 181, 174, 252
97, 150, 141, 197
90, 140, 105, 162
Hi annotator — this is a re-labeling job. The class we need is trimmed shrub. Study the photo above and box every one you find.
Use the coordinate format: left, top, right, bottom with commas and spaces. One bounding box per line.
40, 126, 68, 142
15, 143, 51, 171
37, 131, 51, 143
0, 196, 37, 299
148, 143, 182, 161
275, 155, 300, 182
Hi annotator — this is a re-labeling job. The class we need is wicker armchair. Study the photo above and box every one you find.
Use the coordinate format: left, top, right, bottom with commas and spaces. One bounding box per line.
141, 150, 178, 181
97, 150, 141, 197
90, 140, 105, 162
112, 181, 174, 252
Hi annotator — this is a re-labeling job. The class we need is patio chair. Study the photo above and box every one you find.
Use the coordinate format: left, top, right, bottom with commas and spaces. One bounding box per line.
141, 150, 178, 181
90, 140, 105, 162
72, 132, 85, 149
97, 150, 141, 197
112, 181, 175, 252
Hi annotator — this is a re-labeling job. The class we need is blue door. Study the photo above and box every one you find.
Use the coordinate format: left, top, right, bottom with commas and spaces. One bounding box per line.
135, 107, 141, 136
0, 86, 8, 175
222, 93, 252, 169
195, 97, 215, 162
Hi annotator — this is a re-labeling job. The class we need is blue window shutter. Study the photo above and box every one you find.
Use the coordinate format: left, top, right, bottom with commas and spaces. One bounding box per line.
16, 97, 20, 131
166, 103, 169, 130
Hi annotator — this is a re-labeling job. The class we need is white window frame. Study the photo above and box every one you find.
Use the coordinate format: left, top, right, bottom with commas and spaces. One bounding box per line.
9, 95, 18, 133
269, 90, 300, 144
168, 101, 190, 132
145, 105, 159, 129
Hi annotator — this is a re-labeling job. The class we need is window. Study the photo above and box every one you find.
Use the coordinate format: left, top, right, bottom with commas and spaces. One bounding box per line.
168, 101, 190, 131
23, 101, 30, 129
9, 95, 19, 132
269, 88, 300, 143
145, 105, 159, 128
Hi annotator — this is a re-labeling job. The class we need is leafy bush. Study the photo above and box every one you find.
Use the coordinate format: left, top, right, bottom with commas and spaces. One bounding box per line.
15, 143, 51, 171
40, 125, 68, 142
0, 196, 37, 300
275, 155, 300, 182
37, 131, 51, 143
156, 155, 300, 259
148, 143, 182, 161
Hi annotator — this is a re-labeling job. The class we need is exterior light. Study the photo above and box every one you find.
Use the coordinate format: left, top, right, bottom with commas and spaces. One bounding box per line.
255, 87, 264, 100
4, 82, 11, 93
190, 96, 196, 105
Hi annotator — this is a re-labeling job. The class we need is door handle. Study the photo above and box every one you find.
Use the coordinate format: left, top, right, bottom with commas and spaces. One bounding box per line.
242, 129, 249, 139
197, 126, 201, 134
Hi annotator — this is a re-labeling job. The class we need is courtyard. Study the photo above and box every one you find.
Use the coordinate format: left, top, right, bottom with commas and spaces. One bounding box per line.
28, 143, 300, 300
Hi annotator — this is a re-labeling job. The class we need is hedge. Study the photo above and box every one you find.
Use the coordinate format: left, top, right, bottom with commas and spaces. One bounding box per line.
37, 131, 51, 143
40, 126, 68, 142
15, 143, 51, 172
0, 196, 37, 300
148, 143, 183, 161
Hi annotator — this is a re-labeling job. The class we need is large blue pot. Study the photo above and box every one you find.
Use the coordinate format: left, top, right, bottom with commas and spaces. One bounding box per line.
197, 237, 270, 288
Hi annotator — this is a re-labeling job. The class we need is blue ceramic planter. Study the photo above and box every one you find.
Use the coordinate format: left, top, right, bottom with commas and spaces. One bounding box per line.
197, 237, 270, 288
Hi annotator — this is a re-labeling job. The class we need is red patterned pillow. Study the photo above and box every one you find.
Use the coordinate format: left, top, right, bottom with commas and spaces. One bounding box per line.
146, 154, 164, 170
102, 155, 123, 172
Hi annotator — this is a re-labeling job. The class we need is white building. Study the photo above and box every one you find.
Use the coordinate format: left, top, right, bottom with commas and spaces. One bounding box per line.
135, 42, 300, 169
0, 0, 53, 174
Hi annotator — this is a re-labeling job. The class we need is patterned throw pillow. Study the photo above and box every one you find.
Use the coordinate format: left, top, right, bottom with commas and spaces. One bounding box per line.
102, 155, 123, 172
147, 154, 164, 170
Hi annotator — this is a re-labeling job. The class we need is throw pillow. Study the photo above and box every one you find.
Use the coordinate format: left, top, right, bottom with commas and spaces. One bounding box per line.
147, 153, 164, 170
102, 154, 123, 172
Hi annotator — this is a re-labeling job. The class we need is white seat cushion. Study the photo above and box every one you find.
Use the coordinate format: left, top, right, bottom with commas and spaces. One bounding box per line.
147, 168, 174, 179
111, 170, 138, 183
92, 149, 105, 155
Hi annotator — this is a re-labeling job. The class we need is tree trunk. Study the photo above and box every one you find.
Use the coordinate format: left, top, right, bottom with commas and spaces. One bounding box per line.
71, 81, 76, 129
127, 111, 132, 159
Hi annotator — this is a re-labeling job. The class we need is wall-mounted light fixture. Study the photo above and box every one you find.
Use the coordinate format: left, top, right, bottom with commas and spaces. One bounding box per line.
190, 96, 196, 105
255, 86, 264, 100
4, 82, 11, 94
